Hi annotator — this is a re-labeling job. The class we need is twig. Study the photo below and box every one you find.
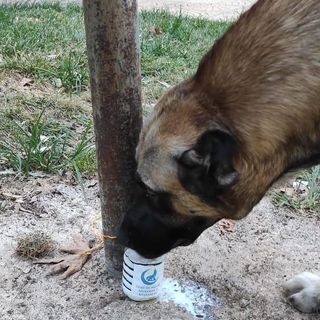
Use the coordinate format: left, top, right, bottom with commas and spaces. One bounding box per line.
157, 80, 171, 88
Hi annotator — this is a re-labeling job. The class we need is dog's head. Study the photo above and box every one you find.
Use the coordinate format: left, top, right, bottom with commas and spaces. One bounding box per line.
118, 82, 239, 258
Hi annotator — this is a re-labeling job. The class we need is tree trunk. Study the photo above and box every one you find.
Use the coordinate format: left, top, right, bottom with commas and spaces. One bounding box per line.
83, 0, 142, 276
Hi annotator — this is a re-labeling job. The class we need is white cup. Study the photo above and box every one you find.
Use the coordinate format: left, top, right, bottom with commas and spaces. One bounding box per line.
122, 248, 165, 301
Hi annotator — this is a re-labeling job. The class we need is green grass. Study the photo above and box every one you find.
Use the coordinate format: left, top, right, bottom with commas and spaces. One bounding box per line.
0, 4, 319, 212
0, 3, 229, 177
0, 109, 95, 175
0, 4, 86, 92
140, 11, 229, 101
273, 167, 320, 212
0, 3, 229, 98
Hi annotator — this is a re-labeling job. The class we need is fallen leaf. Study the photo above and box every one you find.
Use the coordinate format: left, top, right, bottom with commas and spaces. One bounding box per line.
285, 187, 295, 197
34, 234, 92, 279
149, 26, 162, 35
20, 77, 33, 87
34, 179, 56, 195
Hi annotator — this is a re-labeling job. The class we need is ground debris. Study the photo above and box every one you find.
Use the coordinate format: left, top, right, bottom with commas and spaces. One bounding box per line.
16, 231, 54, 258
20, 77, 34, 87
0, 169, 16, 176
33, 232, 116, 279
33, 234, 92, 279
157, 80, 171, 88
218, 219, 235, 235
149, 26, 163, 35
1, 191, 24, 201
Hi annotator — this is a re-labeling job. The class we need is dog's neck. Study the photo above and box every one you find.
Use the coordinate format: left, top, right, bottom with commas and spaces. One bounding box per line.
177, 78, 320, 220
192, 51, 320, 220
222, 116, 320, 220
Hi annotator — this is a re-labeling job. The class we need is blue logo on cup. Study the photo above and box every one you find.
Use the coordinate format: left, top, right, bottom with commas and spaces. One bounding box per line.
141, 268, 157, 285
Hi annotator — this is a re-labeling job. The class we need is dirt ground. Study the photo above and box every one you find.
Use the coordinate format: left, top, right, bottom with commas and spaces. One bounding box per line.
1, 173, 319, 320
0, 0, 256, 21
0, 1, 320, 320
138, 0, 256, 20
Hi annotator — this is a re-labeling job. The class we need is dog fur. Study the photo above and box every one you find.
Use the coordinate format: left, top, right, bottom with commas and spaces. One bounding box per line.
119, 0, 320, 313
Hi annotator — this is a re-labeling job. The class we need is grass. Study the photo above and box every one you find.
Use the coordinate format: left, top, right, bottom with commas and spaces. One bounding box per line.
0, 3, 229, 177
140, 11, 229, 101
0, 3, 229, 98
0, 4, 87, 92
273, 167, 320, 212
0, 109, 95, 175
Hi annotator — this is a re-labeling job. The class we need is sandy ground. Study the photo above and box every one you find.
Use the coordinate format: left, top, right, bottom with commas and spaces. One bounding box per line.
0, 174, 319, 320
0, 0, 256, 21
138, 0, 256, 20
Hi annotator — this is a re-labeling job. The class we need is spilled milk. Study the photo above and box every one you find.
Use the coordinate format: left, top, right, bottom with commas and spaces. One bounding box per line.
159, 278, 218, 319
121, 249, 217, 319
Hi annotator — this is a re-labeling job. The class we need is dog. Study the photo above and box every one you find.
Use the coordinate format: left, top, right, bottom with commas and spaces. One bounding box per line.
119, 0, 320, 313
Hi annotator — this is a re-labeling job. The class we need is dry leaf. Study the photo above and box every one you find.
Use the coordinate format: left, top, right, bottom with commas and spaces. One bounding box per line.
149, 26, 162, 35
283, 187, 294, 197
20, 77, 33, 87
34, 179, 55, 195
34, 234, 92, 279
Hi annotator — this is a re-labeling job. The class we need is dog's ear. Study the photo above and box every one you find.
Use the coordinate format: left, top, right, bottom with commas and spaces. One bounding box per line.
178, 130, 238, 203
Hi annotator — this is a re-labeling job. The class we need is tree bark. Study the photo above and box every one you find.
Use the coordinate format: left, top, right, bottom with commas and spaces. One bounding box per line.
83, 0, 142, 276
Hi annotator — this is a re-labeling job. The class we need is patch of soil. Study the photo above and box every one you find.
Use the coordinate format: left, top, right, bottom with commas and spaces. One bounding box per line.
138, 0, 256, 20
0, 174, 319, 320
0, 0, 256, 21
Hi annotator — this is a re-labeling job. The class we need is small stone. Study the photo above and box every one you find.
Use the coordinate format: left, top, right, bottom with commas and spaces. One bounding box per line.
240, 298, 249, 308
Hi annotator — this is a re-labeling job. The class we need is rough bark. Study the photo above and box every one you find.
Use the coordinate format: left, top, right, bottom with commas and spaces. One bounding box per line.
83, 0, 142, 276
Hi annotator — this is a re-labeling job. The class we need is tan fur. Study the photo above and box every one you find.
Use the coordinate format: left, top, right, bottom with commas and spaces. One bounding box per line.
137, 0, 320, 221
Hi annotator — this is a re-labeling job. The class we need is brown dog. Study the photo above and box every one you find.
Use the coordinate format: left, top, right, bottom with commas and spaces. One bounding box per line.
119, 0, 320, 313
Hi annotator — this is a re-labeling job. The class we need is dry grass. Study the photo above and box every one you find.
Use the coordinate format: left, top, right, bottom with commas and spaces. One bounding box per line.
16, 231, 55, 258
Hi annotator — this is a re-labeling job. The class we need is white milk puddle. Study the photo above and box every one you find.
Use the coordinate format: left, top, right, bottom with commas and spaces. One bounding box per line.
158, 278, 218, 319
